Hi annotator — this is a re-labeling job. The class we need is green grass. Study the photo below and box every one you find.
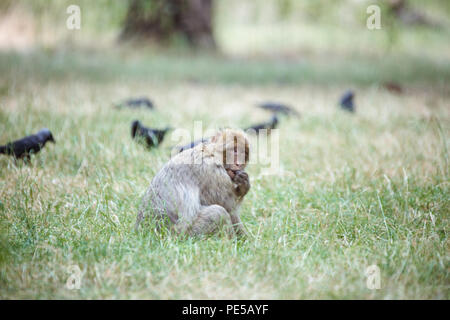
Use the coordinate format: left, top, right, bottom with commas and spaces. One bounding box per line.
0, 48, 448, 299
0, 0, 449, 299
1, 47, 449, 87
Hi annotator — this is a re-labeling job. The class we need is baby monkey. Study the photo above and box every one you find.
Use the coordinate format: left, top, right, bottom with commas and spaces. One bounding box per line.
136, 129, 251, 237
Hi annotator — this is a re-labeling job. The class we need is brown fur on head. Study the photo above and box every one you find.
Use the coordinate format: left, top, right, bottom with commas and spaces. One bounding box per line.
208, 129, 250, 177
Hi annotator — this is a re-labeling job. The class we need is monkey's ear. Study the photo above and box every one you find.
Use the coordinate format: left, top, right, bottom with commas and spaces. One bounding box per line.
210, 131, 223, 143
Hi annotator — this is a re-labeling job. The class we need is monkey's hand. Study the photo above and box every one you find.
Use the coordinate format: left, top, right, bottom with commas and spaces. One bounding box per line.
233, 170, 250, 197
230, 214, 248, 238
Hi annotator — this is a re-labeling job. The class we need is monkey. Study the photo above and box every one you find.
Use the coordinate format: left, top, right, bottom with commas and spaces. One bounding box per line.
173, 138, 209, 154
135, 129, 251, 238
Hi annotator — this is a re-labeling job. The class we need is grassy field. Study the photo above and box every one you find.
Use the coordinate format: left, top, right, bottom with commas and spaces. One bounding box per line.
0, 1, 449, 299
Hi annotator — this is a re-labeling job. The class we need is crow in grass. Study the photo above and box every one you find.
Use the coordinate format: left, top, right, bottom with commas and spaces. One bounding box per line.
245, 115, 279, 134
258, 102, 300, 117
339, 90, 355, 112
115, 97, 154, 110
131, 120, 170, 149
174, 138, 209, 153
0, 128, 55, 160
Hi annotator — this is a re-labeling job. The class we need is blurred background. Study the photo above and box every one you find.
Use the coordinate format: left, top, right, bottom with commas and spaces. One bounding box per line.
0, 0, 449, 87
1, 1, 449, 300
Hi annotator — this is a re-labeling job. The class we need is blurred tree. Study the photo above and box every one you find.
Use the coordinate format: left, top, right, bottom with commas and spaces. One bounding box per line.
121, 0, 216, 48
387, 0, 435, 26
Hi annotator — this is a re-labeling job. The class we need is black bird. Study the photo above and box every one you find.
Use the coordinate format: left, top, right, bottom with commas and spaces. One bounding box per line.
257, 102, 300, 117
339, 90, 355, 112
245, 115, 279, 133
115, 97, 154, 110
131, 120, 170, 149
0, 128, 55, 160
174, 138, 208, 153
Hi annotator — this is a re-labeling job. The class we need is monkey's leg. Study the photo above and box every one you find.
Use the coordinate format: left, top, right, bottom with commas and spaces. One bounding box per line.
187, 205, 235, 237
135, 207, 178, 232
230, 214, 248, 238
135, 211, 145, 231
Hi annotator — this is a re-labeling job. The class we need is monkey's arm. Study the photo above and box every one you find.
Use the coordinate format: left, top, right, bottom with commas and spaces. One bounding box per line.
230, 171, 250, 237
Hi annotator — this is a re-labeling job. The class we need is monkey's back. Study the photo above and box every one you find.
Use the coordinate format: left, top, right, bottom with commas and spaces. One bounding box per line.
138, 146, 237, 226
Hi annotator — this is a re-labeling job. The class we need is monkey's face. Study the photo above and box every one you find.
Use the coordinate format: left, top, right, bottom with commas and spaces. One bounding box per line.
211, 129, 249, 175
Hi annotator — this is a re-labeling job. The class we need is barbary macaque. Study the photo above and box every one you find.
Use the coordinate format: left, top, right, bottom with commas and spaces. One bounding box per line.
173, 138, 209, 153
135, 129, 250, 237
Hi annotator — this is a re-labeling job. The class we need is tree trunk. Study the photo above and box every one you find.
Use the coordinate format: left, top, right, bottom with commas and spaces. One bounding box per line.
121, 0, 216, 48
386, 0, 433, 26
